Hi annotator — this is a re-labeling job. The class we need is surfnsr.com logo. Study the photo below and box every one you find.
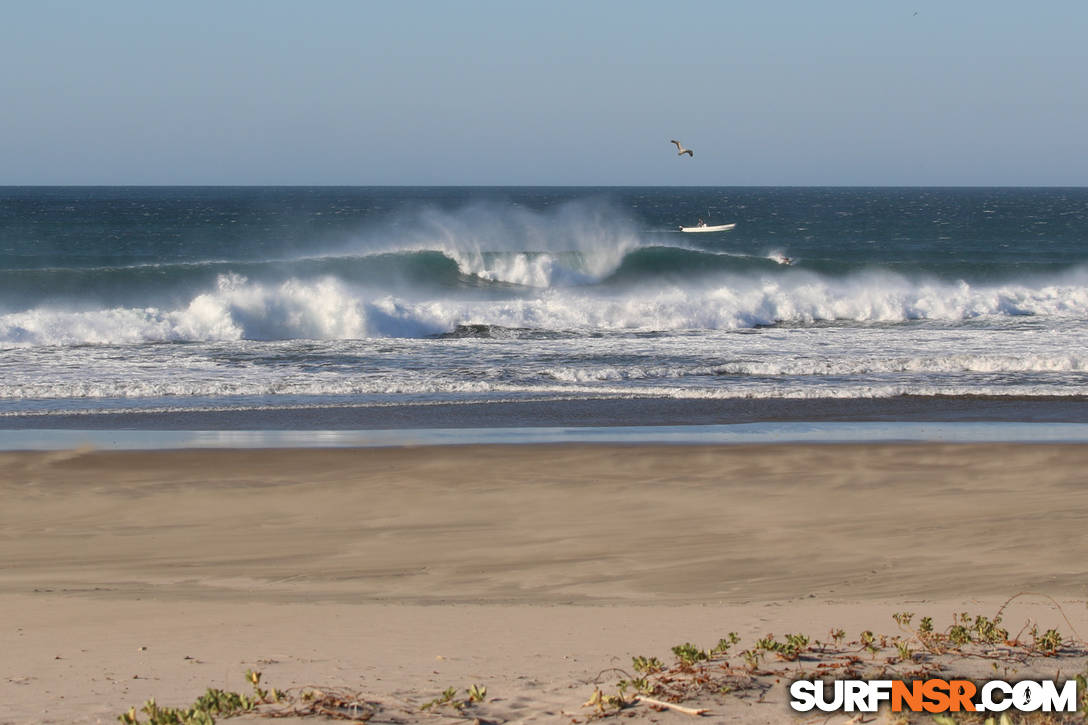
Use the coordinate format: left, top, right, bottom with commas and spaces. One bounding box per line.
789, 679, 1078, 714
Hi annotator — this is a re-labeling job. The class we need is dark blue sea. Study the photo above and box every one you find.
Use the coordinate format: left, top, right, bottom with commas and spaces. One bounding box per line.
2, 186, 1087, 429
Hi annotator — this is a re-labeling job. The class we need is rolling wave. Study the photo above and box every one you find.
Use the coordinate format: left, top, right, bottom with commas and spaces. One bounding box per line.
0, 243, 755, 300
7, 239, 1082, 312
2, 267, 1088, 346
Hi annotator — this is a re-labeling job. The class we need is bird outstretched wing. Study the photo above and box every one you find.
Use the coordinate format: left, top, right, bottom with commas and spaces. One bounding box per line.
670, 139, 693, 157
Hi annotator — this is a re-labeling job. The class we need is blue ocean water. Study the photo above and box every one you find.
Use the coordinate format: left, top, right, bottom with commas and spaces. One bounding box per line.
1, 186, 1087, 422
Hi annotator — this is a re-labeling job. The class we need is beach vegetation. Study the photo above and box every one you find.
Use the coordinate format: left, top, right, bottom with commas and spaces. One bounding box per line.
971, 614, 1009, 644
583, 686, 632, 715
115, 599, 1087, 724
117, 670, 279, 724
615, 676, 652, 696
753, 633, 810, 661
118, 670, 387, 723
420, 683, 489, 711
116, 679, 272, 718
860, 629, 880, 657
419, 686, 461, 711
631, 655, 664, 674
1033, 627, 1064, 654
670, 642, 709, 666
586, 602, 1088, 721
942, 612, 1010, 647
949, 623, 972, 646
741, 648, 764, 671
713, 633, 741, 654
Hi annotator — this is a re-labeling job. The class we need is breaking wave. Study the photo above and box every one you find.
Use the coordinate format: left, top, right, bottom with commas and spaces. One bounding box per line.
2, 268, 1088, 346
4, 193, 1087, 347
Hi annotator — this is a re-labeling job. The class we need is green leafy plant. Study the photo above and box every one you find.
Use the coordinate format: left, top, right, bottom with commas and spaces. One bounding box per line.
752, 634, 809, 661
712, 633, 740, 655
420, 686, 462, 711
616, 677, 653, 696
632, 655, 664, 674
949, 623, 971, 646
583, 686, 631, 715
1034, 627, 1062, 654
671, 642, 709, 666
741, 648, 763, 671
118, 670, 278, 725
421, 683, 489, 711
973, 615, 1008, 644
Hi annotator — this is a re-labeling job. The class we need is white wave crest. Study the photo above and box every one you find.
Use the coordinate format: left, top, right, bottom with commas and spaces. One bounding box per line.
0, 274, 435, 346
339, 197, 640, 287
447, 250, 606, 287
2, 271, 1088, 346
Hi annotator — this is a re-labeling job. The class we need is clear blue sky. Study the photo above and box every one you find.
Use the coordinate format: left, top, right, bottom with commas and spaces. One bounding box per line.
3, 0, 1086, 185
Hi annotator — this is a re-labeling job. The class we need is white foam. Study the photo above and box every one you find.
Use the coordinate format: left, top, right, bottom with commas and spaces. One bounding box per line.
2, 379, 1087, 403
341, 197, 641, 287
3, 270, 1088, 347
3, 341, 1087, 403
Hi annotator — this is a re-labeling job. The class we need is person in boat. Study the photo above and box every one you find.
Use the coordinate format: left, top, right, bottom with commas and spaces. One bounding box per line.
697, 218, 707, 227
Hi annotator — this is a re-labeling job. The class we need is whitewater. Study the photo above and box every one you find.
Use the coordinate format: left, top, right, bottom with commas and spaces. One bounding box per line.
2, 186, 1087, 421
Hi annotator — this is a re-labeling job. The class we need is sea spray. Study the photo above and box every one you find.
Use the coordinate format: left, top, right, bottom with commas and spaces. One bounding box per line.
3, 186, 1087, 417
4, 269, 1088, 346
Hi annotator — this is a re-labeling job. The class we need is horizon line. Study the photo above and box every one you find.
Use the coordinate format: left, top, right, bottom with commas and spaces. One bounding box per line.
3, 183, 1088, 190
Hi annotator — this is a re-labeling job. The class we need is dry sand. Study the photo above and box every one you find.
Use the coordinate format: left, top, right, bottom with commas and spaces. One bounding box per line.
3, 443, 1088, 723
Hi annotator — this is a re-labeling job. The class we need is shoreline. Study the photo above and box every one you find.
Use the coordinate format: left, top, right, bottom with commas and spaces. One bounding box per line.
4, 395, 1088, 431
5, 420, 1088, 451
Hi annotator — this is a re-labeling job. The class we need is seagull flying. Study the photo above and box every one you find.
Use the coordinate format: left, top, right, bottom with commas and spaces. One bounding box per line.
670, 139, 694, 157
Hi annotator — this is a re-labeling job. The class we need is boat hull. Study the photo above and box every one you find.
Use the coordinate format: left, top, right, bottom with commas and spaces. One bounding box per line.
679, 223, 735, 233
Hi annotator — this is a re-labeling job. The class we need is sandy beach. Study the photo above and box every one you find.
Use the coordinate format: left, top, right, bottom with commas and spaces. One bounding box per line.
4, 443, 1088, 723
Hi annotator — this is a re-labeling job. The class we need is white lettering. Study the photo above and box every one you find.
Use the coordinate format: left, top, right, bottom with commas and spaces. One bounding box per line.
981, 681, 1013, 712
1013, 681, 1043, 712
789, 680, 817, 712
1043, 680, 1078, 713
844, 681, 867, 711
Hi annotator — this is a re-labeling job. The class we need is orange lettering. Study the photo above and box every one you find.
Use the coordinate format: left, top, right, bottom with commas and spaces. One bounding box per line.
891, 680, 923, 712
922, 679, 951, 713
949, 680, 976, 711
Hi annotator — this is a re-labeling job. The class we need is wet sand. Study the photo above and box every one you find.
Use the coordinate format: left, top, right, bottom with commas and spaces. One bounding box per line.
4, 395, 1088, 431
